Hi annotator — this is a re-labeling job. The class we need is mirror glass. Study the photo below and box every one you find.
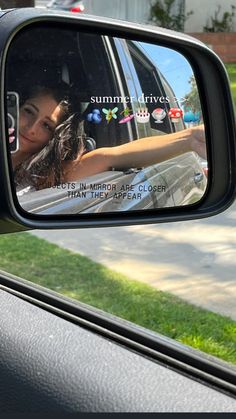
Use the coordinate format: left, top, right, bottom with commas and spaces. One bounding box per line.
5, 24, 208, 215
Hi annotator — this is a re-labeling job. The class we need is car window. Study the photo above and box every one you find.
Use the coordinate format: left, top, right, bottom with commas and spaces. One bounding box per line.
76, 33, 132, 148
3, 19, 235, 370
127, 42, 173, 135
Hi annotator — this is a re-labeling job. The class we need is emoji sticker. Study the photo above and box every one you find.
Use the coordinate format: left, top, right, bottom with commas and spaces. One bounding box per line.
135, 107, 150, 124
119, 107, 134, 124
168, 108, 183, 123
102, 107, 118, 124
183, 111, 201, 124
151, 108, 166, 124
86, 109, 102, 124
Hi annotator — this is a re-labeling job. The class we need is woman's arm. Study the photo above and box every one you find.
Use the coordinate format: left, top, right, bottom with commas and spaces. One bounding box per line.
62, 125, 206, 182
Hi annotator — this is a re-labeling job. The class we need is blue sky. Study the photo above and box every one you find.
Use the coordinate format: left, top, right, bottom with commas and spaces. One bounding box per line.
138, 42, 194, 102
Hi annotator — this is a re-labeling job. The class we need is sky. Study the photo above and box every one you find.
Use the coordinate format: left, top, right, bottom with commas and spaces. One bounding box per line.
138, 42, 195, 103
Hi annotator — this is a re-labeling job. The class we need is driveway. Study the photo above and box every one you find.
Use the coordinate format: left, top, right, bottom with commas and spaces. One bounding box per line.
32, 201, 236, 320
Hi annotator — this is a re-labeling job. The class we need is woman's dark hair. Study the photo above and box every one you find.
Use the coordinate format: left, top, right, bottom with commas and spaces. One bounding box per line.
14, 85, 87, 189
19, 84, 70, 108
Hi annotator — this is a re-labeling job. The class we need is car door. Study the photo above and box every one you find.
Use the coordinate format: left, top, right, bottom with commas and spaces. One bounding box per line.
1, 269, 236, 412
117, 39, 207, 207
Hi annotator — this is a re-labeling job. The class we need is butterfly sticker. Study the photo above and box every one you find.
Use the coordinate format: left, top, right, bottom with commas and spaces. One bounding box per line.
102, 107, 118, 124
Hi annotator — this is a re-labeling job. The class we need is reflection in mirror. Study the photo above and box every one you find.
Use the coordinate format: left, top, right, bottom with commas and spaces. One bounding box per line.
5, 25, 208, 215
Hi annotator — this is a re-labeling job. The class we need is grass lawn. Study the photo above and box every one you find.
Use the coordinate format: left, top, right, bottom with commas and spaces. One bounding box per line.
0, 232, 235, 365
225, 63, 236, 110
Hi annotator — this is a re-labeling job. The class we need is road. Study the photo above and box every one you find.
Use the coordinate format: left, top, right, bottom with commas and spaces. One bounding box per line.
32, 200, 236, 321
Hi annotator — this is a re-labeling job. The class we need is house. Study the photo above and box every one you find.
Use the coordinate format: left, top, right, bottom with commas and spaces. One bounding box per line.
37, 0, 236, 62
78, 0, 236, 33
184, 0, 236, 63
184, 0, 236, 32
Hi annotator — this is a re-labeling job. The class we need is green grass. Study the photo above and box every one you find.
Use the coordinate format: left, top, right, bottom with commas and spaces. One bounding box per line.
0, 232, 235, 365
225, 63, 236, 110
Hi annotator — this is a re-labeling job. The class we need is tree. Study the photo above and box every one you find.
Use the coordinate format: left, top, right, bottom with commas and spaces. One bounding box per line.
0, 0, 35, 8
149, 0, 193, 32
203, 5, 235, 32
183, 75, 202, 123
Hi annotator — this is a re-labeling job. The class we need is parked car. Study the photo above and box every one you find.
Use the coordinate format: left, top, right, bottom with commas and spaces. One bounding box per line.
0, 7, 235, 413
47, 0, 85, 12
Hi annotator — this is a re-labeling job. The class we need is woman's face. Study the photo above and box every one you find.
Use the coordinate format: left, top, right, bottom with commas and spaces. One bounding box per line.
19, 94, 64, 154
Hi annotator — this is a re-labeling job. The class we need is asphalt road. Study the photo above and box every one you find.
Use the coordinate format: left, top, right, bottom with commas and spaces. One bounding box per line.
32, 200, 236, 321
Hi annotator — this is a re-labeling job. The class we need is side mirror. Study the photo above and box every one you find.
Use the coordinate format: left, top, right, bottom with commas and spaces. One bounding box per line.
0, 8, 235, 232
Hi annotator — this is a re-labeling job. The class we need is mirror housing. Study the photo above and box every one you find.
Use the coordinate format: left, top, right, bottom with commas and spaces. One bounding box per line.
0, 8, 235, 232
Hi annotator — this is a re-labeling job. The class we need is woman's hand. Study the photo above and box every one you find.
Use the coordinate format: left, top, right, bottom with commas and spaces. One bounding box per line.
188, 125, 206, 160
